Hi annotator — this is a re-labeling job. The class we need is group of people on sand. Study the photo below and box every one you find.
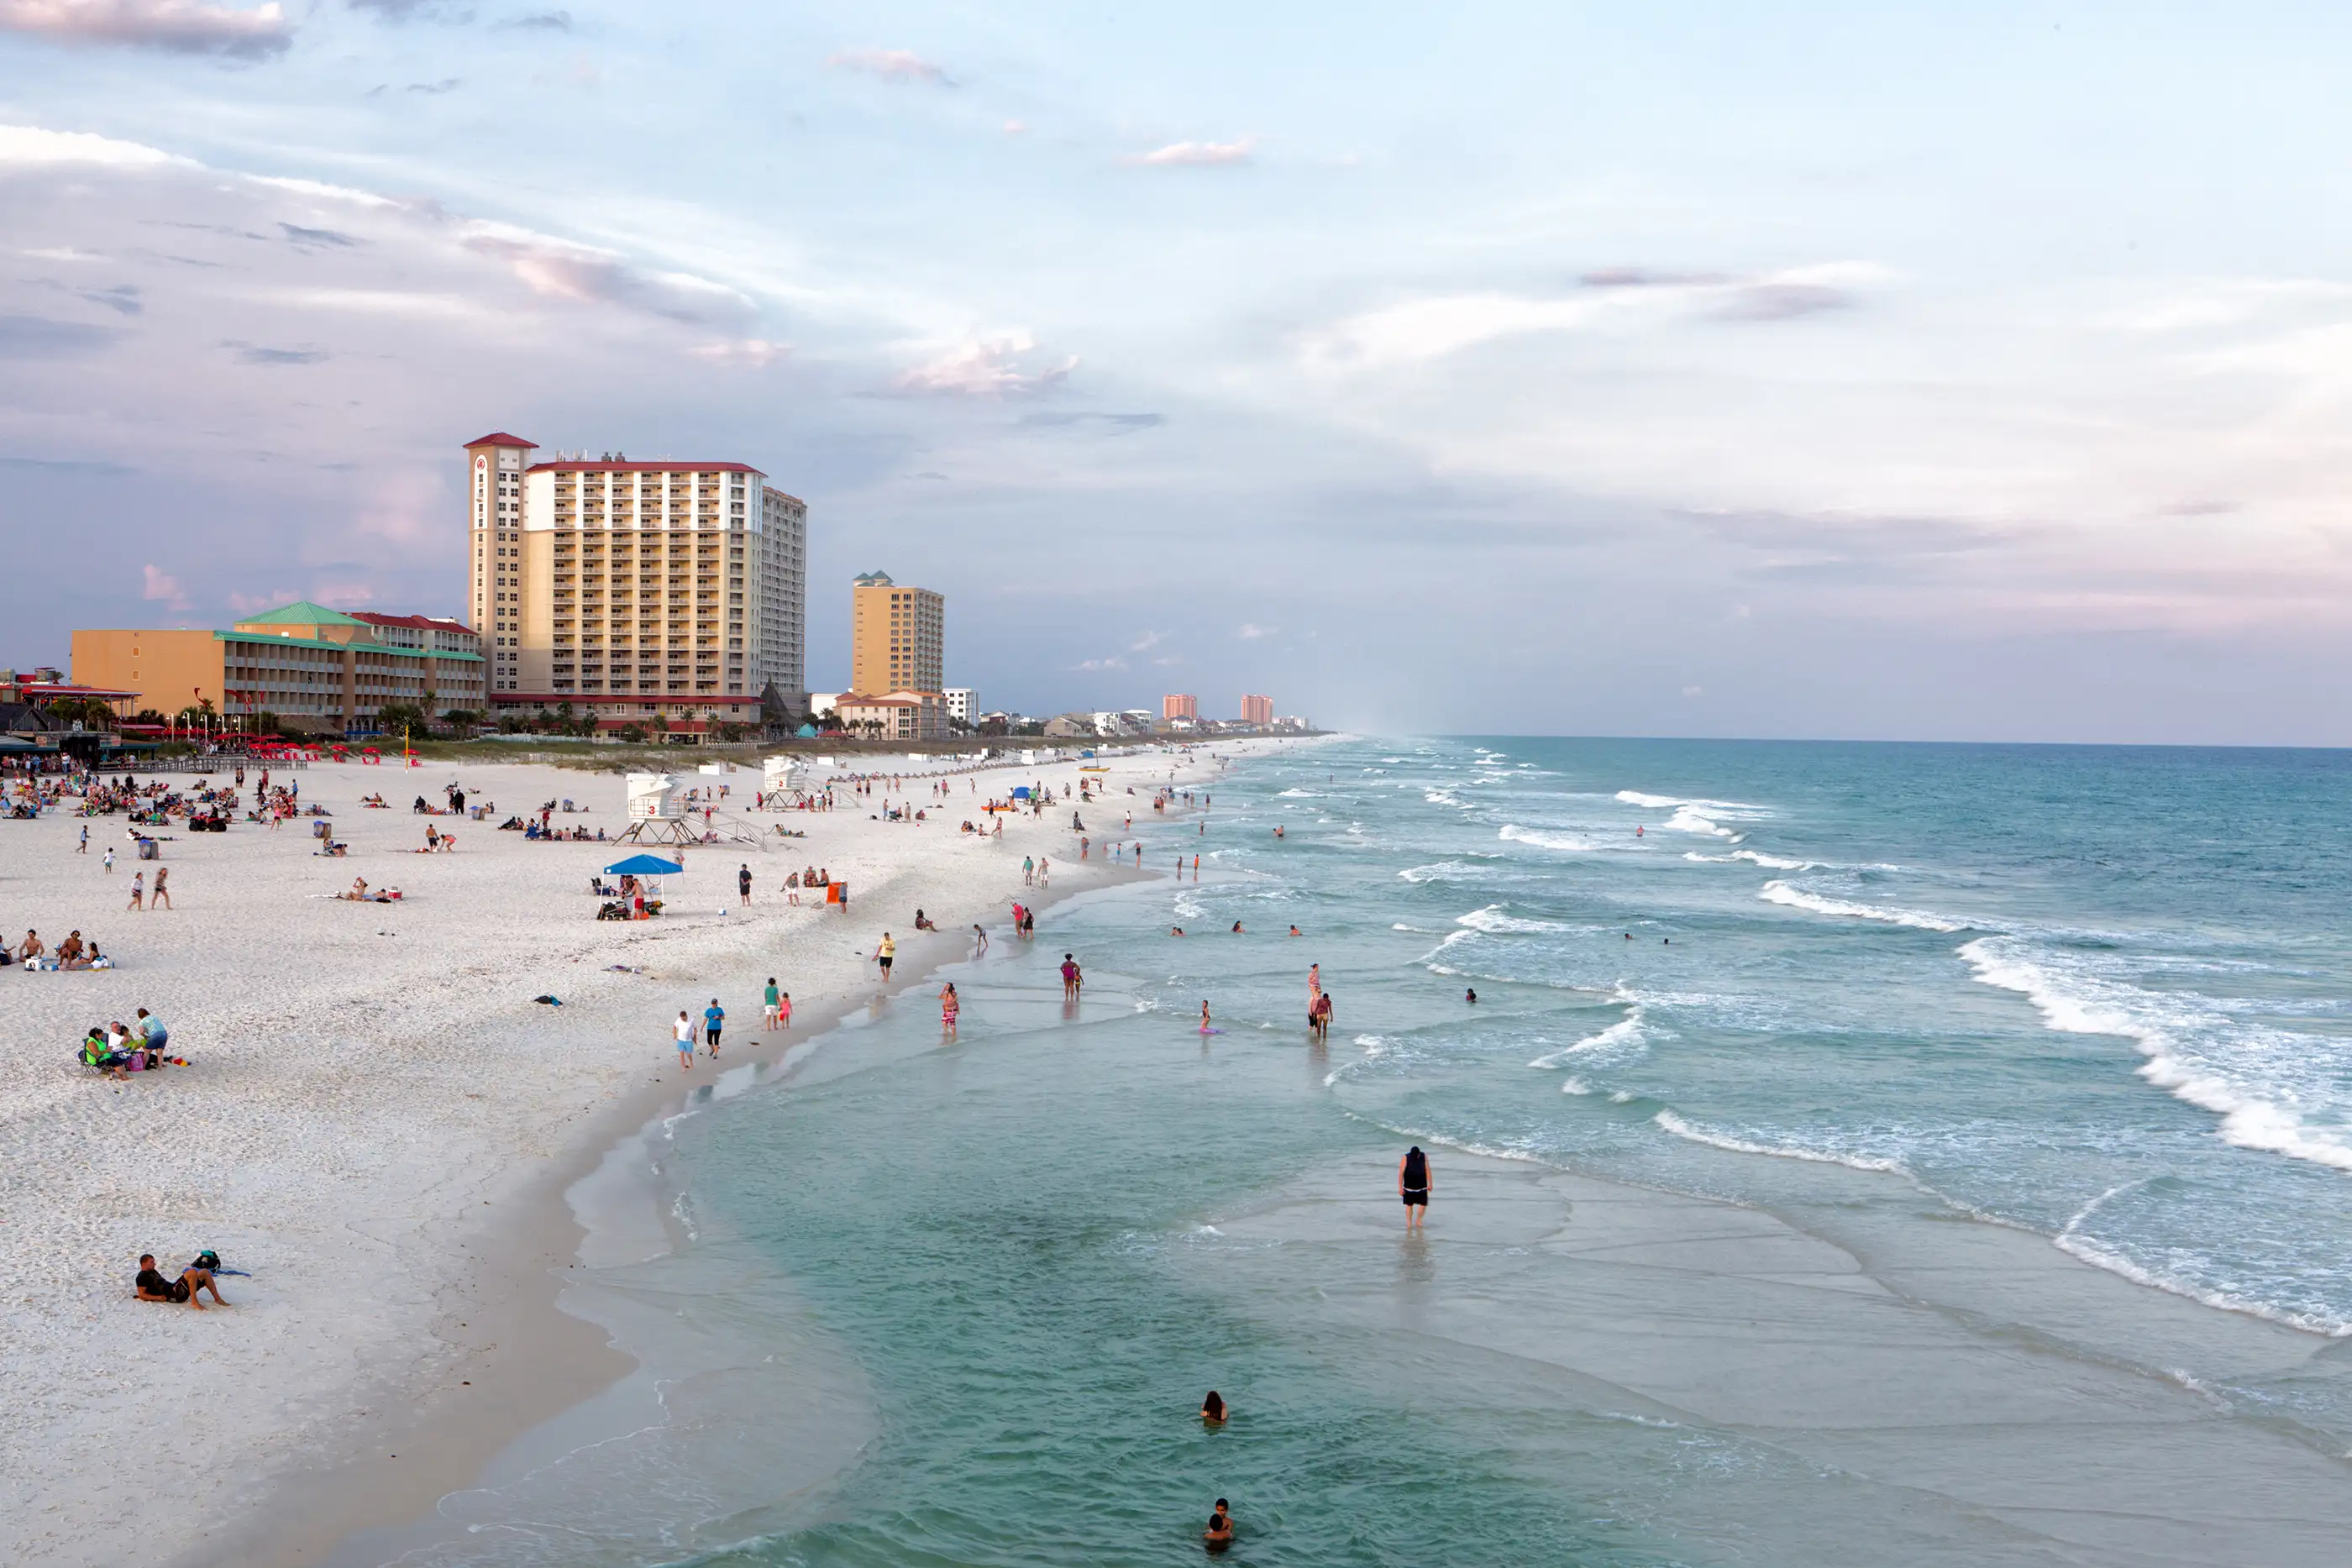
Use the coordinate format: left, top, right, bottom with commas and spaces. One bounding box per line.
81, 1008, 178, 1078
339, 877, 402, 903
669, 980, 795, 1070
11, 926, 113, 971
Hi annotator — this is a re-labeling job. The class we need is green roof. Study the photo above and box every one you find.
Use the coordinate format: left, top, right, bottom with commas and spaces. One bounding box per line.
235, 600, 367, 627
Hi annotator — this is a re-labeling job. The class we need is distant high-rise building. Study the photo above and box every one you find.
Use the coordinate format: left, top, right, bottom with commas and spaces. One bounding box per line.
1163, 693, 1198, 721
850, 571, 944, 696
1240, 693, 1273, 726
464, 433, 807, 737
943, 687, 976, 725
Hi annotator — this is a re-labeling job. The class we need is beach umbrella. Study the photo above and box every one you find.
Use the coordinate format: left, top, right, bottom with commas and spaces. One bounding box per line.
605, 854, 685, 876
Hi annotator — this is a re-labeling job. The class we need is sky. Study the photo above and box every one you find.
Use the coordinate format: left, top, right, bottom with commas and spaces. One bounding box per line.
3, 1, 2351, 742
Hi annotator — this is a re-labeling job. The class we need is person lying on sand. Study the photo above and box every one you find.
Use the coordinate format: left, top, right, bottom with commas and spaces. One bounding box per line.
135, 1252, 225, 1308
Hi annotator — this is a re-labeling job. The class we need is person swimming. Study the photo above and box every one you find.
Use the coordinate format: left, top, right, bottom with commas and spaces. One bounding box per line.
1230, 920, 1244, 934
1465, 987, 1478, 1004
1200, 1390, 1226, 1424
1204, 1499, 1233, 1551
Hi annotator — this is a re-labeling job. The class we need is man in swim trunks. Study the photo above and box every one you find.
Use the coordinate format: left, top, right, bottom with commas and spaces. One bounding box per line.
876, 933, 895, 979
135, 1252, 225, 1308
1399, 1146, 1431, 1231
674, 1010, 696, 1069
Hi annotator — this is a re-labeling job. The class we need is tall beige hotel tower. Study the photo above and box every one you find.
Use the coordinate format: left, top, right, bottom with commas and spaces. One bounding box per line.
465, 433, 806, 734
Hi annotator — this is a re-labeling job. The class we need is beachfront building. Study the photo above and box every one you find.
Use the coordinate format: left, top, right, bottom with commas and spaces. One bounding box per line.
850, 572, 944, 697
465, 433, 808, 738
1163, 694, 1198, 721
1241, 693, 1274, 726
943, 687, 976, 726
71, 601, 486, 733
834, 690, 948, 742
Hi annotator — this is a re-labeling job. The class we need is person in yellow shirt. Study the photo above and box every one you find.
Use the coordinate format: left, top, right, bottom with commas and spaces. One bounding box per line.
875, 932, 895, 980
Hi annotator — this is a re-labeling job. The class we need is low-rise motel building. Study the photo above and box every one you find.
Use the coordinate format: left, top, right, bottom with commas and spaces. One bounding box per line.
834, 690, 950, 742
71, 601, 485, 734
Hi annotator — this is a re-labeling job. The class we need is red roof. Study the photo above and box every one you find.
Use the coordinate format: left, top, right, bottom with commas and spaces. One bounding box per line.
465, 433, 537, 448
352, 612, 479, 636
526, 460, 766, 477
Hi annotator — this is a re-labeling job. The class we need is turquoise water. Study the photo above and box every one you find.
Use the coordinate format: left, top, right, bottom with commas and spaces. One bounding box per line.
389, 737, 2352, 1565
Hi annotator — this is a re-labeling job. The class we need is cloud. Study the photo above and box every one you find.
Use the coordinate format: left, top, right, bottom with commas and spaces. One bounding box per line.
0, 0, 291, 56
1074, 656, 1126, 671
1003, 118, 1027, 135
1124, 137, 1254, 168
1300, 263, 1890, 370
405, 76, 461, 94
77, 283, 142, 315
1581, 267, 1732, 289
279, 222, 358, 249
309, 579, 375, 607
141, 563, 190, 611
1235, 623, 1277, 640
496, 8, 568, 29
0, 313, 121, 357
225, 341, 328, 364
893, 335, 1075, 396
458, 226, 753, 323
1716, 282, 1856, 322
828, 47, 950, 86
687, 338, 788, 366
226, 588, 296, 615
2161, 499, 2238, 517
1128, 631, 1163, 653
0, 123, 183, 168
1681, 685, 1704, 697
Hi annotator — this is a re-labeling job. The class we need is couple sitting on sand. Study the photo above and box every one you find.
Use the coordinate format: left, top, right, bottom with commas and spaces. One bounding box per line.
339, 878, 402, 903
135, 1252, 227, 1308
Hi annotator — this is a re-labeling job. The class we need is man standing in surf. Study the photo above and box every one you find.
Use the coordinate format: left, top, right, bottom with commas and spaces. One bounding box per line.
1399, 1146, 1431, 1231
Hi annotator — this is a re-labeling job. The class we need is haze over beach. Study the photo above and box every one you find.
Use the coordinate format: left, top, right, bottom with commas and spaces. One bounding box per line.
9, 6, 2352, 1568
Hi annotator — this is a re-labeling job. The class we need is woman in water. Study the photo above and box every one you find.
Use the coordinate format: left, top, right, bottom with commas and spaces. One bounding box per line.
1200, 1390, 1226, 1424
1199, 1000, 1214, 1033
940, 981, 960, 1034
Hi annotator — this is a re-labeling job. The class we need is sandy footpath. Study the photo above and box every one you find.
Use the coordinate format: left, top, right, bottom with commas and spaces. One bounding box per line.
0, 740, 1269, 1567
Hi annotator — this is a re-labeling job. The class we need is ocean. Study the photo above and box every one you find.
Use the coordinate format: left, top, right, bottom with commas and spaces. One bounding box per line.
369, 737, 2352, 1567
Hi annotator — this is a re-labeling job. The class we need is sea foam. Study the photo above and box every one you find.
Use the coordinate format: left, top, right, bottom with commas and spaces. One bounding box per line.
1757, 880, 1965, 932
1651, 1110, 1908, 1175
1961, 936, 2352, 1177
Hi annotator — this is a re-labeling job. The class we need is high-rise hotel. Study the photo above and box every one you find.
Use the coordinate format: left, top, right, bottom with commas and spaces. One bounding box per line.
466, 433, 806, 732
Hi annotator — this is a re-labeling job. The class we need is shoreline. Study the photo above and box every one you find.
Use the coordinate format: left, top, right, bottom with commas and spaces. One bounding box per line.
141, 752, 1207, 1568
226, 868, 1136, 1568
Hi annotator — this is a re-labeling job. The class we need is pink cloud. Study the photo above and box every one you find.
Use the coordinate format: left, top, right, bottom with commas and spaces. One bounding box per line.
828, 47, 949, 85
1125, 137, 1254, 169
0, 0, 291, 57
894, 335, 1075, 396
141, 563, 190, 611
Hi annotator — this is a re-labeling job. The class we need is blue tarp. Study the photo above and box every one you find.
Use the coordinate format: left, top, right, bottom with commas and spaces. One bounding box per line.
1011, 786, 1032, 800
605, 854, 685, 875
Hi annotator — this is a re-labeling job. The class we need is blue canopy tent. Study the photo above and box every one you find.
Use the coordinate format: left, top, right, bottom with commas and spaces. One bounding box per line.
605, 854, 685, 876
1011, 786, 1032, 800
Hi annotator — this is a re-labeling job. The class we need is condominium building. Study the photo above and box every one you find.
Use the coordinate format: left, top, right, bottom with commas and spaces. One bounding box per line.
71, 601, 486, 732
849, 572, 943, 697
1241, 693, 1274, 726
942, 687, 976, 726
1163, 693, 1198, 721
466, 433, 807, 736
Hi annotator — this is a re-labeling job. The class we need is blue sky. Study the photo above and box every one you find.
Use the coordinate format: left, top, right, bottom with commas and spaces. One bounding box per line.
3, 2, 2350, 740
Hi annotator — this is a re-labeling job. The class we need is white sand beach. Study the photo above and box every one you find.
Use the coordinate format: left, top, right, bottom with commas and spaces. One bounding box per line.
0, 742, 1263, 1567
